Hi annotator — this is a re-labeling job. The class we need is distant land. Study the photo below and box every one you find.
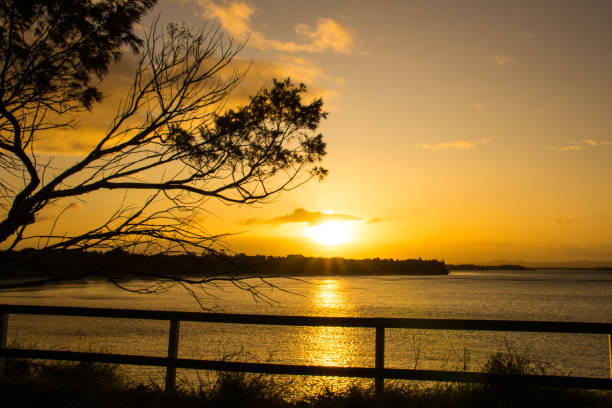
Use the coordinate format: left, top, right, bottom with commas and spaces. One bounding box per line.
2, 250, 611, 289
0, 250, 448, 287
469, 259, 612, 269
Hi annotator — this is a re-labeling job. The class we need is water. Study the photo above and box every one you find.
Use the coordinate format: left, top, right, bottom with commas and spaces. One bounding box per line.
1, 269, 610, 395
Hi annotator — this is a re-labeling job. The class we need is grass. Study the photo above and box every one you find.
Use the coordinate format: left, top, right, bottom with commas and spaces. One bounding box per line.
1, 352, 610, 407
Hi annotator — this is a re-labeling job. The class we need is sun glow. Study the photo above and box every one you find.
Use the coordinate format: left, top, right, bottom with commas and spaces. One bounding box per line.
306, 221, 354, 245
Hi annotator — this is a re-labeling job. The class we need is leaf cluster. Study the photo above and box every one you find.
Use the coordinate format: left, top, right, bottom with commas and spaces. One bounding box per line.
0, 0, 156, 114
172, 78, 328, 181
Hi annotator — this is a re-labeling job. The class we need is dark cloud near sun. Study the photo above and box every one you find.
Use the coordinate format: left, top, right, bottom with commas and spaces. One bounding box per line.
267, 208, 361, 226
241, 208, 364, 226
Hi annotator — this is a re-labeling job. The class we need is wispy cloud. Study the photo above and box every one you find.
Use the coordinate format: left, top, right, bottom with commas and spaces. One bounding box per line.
548, 144, 583, 151
200, 1, 355, 54
523, 32, 536, 39
473, 103, 482, 110
420, 138, 490, 151
274, 55, 329, 81
489, 53, 515, 66
294, 19, 355, 54
549, 139, 611, 151
583, 138, 612, 146
241, 208, 362, 226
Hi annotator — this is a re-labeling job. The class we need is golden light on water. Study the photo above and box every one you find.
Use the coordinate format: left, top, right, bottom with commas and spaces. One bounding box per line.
313, 279, 343, 310
302, 326, 353, 367
306, 221, 354, 246
300, 279, 365, 370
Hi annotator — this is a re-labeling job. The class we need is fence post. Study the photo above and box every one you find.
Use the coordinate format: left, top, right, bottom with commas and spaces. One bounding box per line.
165, 319, 180, 392
375, 324, 385, 399
608, 333, 612, 379
0, 313, 8, 380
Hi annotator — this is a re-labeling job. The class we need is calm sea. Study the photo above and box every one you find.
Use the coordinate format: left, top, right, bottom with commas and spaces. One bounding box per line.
1, 269, 610, 395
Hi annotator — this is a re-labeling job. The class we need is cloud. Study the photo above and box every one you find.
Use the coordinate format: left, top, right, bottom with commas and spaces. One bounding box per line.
523, 32, 536, 39
240, 210, 381, 227
258, 208, 362, 226
200, 1, 355, 54
548, 139, 611, 152
420, 138, 490, 151
293, 18, 355, 54
489, 53, 515, 66
473, 103, 482, 110
548, 144, 583, 151
583, 139, 612, 147
274, 55, 329, 82
200, 0, 254, 40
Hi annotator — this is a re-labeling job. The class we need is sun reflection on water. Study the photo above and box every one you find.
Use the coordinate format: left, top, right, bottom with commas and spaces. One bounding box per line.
313, 279, 345, 311
299, 279, 368, 369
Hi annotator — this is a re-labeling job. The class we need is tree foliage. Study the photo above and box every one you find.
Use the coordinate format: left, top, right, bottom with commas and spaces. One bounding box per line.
0, 0, 157, 113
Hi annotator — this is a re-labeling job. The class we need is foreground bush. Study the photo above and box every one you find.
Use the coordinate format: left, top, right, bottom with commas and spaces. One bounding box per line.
0, 358, 610, 408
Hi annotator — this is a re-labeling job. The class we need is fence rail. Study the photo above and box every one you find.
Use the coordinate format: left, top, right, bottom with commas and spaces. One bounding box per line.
0, 304, 611, 397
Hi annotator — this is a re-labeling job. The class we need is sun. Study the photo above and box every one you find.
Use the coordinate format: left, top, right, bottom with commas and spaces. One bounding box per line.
306, 221, 354, 245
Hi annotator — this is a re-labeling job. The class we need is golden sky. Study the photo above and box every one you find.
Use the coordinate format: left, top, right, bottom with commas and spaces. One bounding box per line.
36, 0, 612, 264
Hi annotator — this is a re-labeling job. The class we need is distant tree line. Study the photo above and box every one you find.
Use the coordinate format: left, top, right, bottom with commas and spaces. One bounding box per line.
235, 254, 448, 276
0, 250, 448, 288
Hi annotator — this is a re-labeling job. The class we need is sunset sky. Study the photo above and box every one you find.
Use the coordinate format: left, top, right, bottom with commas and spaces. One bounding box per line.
41, 0, 612, 264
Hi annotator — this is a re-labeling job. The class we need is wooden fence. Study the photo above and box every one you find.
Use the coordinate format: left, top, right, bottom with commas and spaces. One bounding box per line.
0, 304, 611, 398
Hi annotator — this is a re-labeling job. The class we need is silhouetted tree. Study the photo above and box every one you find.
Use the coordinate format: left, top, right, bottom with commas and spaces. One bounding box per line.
0, 1, 328, 292
0, 0, 157, 243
